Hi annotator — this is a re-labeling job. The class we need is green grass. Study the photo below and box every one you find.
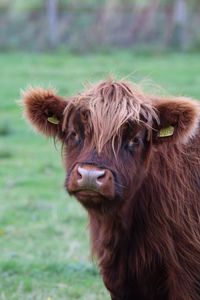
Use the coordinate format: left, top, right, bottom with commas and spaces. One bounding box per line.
0, 50, 200, 300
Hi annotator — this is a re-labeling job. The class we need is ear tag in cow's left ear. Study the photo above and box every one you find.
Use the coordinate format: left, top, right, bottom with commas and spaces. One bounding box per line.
158, 125, 174, 138
47, 115, 60, 125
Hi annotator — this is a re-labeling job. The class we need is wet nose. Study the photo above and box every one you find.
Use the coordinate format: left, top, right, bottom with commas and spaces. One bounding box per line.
67, 164, 115, 199
76, 165, 113, 193
77, 166, 105, 190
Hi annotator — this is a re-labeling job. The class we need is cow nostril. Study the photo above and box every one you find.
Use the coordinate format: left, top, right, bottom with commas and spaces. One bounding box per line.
96, 170, 106, 186
77, 167, 83, 180
96, 170, 105, 179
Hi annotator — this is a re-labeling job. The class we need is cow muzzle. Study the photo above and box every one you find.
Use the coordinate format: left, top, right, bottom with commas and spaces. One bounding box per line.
67, 164, 115, 201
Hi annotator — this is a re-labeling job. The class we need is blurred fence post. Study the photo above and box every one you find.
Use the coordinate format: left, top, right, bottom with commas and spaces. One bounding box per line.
47, 0, 59, 48
173, 0, 187, 49
130, 0, 160, 45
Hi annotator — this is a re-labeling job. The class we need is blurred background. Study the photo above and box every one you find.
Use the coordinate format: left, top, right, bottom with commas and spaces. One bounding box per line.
0, 1, 200, 300
1, 0, 200, 52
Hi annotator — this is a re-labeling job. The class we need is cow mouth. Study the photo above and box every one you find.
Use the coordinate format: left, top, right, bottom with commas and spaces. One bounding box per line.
67, 186, 122, 212
74, 189, 107, 202
72, 189, 120, 212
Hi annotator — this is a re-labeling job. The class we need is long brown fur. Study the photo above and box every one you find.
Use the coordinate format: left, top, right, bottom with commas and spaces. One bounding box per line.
22, 79, 200, 300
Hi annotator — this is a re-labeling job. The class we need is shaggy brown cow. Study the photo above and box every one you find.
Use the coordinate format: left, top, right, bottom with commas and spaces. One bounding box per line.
22, 80, 200, 300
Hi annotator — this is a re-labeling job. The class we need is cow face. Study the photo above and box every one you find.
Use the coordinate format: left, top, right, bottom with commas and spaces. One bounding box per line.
22, 81, 199, 213
62, 111, 151, 212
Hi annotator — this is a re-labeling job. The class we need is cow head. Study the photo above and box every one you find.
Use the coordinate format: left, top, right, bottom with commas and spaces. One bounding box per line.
22, 81, 199, 213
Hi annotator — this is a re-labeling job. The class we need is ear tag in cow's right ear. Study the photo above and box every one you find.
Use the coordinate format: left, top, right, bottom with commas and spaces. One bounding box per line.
47, 115, 60, 125
158, 125, 174, 138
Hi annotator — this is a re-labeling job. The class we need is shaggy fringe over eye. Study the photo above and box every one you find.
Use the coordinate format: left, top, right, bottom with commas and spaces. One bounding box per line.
63, 79, 159, 153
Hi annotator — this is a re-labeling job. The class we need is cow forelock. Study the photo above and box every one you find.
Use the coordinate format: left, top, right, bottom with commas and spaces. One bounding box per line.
62, 80, 159, 154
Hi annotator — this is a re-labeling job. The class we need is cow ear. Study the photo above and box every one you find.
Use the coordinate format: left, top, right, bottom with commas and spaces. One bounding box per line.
152, 97, 199, 145
22, 87, 68, 138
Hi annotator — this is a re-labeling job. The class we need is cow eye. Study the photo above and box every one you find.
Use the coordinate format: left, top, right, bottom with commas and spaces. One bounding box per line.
127, 136, 140, 149
66, 130, 81, 145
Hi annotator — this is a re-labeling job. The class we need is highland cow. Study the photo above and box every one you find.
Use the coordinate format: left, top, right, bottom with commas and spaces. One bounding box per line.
22, 80, 200, 300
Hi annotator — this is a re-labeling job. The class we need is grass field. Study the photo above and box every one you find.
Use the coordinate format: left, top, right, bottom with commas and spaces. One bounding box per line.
0, 51, 200, 300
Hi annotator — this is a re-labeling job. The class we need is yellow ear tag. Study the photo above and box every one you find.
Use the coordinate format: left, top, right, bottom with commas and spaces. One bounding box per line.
47, 115, 60, 125
158, 125, 174, 138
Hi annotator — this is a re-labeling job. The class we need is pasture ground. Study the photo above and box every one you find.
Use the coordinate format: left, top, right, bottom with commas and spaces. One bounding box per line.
0, 51, 200, 300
